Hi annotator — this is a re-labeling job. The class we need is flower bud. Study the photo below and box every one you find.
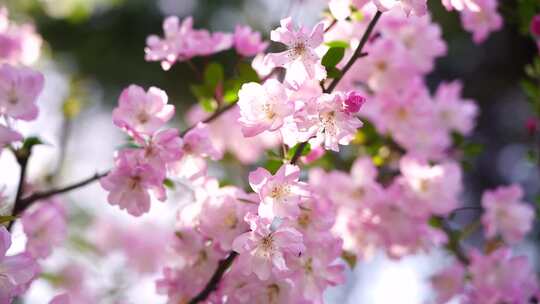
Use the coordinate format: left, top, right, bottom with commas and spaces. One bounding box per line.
530, 15, 540, 38
343, 91, 366, 114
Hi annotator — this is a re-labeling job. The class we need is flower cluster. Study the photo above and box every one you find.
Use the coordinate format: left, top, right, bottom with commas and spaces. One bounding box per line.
145, 16, 268, 70
101, 84, 222, 216
0, 7, 42, 65
328, 0, 502, 43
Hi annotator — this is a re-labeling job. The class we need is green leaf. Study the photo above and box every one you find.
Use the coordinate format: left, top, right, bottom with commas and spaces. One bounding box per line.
200, 97, 218, 112
326, 66, 342, 79
428, 216, 443, 228
264, 159, 282, 174
341, 250, 357, 269
0, 215, 16, 224
287, 143, 311, 160
322, 47, 345, 69
204, 62, 224, 89
237, 62, 260, 83
22, 136, 44, 151
325, 40, 349, 49
463, 142, 483, 157
163, 178, 175, 190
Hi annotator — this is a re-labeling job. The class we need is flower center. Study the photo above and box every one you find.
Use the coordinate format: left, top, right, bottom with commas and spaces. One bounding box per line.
137, 111, 150, 124
263, 103, 276, 120
266, 283, 280, 304
289, 42, 306, 58
270, 184, 291, 200
224, 213, 238, 229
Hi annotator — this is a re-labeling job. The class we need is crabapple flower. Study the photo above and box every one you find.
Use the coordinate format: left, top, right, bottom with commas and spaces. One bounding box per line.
265, 17, 326, 83
237, 79, 294, 137
100, 150, 166, 216
21, 199, 67, 259
199, 192, 255, 251
112, 85, 174, 137
531, 14, 540, 38
172, 123, 222, 180
0, 64, 44, 121
139, 128, 183, 171
287, 238, 345, 303
249, 164, 308, 219
441, 0, 481, 11
460, 0, 502, 43
372, 0, 427, 16
49, 294, 70, 304
234, 25, 269, 57
232, 214, 305, 280
430, 262, 465, 304
433, 81, 478, 135
220, 269, 296, 304
145, 16, 232, 70
298, 92, 363, 152
397, 156, 462, 216
0, 7, 42, 65
0, 227, 39, 303
468, 249, 539, 303
481, 185, 534, 244
343, 91, 366, 114
0, 124, 21, 150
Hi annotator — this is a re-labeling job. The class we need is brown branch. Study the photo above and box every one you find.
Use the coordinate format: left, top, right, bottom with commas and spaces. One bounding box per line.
7, 101, 239, 227
290, 11, 382, 165
180, 102, 237, 137
188, 251, 238, 304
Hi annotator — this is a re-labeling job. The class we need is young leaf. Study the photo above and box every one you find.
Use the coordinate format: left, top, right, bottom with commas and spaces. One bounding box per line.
322, 47, 345, 69
204, 62, 224, 89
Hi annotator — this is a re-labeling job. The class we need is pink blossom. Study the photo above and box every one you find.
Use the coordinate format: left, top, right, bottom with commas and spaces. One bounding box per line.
467, 249, 539, 303
0, 7, 42, 65
220, 269, 296, 304
112, 84, 174, 137
187, 105, 280, 164
139, 128, 183, 171
298, 92, 363, 152
100, 150, 166, 216
430, 262, 465, 304
145, 16, 232, 70
0, 64, 44, 121
171, 123, 222, 180
249, 164, 308, 219
232, 214, 305, 280
531, 14, 540, 37
0, 124, 21, 150
265, 17, 326, 83
21, 199, 67, 259
343, 91, 366, 114
0, 227, 39, 303
234, 25, 268, 57
372, 0, 427, 16
287, 238, 345, 303
49, 294, 70, 304
237, 79, 294, 137
481, 185, 535, 244
379, 12, 447, 73
199, 192, 255, 251
433, 81, 478, 135
441, 0, 481, 11
397, 155, 462, 216
460, 0, 502, 44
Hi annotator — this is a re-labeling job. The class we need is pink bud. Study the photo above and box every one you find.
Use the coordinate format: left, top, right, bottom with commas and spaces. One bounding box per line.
531, 15, 540, 37
525, 117, 538, 136
343, 91, 366, 114
302, 146, 325, 164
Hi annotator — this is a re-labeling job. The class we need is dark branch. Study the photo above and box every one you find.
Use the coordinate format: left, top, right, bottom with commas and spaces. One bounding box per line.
290, 11, 383, 165
188, 251, 238, 304
180, 102, 237, 137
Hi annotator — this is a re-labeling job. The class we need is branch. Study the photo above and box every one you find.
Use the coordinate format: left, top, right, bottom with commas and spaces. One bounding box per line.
438, 217, 470, 265
15, 171, 109, 214
180, 102, 237, 137
188, 251, 238, 304
7, 149, 31, 230
290, 11, 382, 165
324, 11, 381, 94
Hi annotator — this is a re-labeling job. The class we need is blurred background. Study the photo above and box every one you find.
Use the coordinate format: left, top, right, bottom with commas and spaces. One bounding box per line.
1, 0, 539, 303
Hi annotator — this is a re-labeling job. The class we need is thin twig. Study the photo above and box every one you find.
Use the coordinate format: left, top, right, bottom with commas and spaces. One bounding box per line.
290, 11, 382, 165
180, 102, 238, 137
188, 252, 238, 304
